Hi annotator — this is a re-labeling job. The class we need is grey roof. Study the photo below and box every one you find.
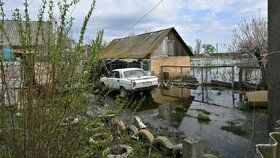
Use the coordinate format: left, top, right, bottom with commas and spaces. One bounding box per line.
101, 27, 193, 59
0, 20, 50, 47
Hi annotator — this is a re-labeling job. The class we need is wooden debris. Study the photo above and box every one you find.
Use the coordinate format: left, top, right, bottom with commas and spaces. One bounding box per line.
245, 90, 268, 107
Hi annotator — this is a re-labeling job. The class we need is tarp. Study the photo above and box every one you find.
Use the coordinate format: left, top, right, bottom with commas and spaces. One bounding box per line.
2, 47, 12, 61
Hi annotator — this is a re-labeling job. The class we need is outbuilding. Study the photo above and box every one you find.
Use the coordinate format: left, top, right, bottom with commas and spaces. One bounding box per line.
101, 27, 193, 79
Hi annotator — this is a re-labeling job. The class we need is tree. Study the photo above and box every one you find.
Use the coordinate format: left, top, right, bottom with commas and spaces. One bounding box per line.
188, 45, 193, 53
194, 39, 202, 54
202, 44, 215, 54
229, 11, 267, 87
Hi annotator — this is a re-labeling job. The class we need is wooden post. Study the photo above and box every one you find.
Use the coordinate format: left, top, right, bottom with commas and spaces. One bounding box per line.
239, 67, 243, 90
161, 66, 164, 81
201, 68, 204, 102
180, 66, 183, 85
205, 67, 208, 84
192, 63, 195, 76
231, 66, 234, 90
201, 67, 204, 85
182, 136, 204, 158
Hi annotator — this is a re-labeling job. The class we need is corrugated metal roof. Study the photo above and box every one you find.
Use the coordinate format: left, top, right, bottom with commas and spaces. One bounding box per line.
0, 20, 50, 47
101, 27, 193, 59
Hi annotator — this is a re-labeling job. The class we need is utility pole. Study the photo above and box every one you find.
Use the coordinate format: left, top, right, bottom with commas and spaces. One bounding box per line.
268, 0, 280, 132
216, 43, 219, 54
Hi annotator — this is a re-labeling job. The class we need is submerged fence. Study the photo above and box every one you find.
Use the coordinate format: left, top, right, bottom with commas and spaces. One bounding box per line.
160, 65, 261, 90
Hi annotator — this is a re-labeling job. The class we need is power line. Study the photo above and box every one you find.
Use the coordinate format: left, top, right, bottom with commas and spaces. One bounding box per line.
69, 2, 78, 18
119, 0, 163, 37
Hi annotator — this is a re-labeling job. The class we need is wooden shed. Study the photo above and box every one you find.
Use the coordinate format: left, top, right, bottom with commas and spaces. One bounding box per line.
101, 27, 193, 78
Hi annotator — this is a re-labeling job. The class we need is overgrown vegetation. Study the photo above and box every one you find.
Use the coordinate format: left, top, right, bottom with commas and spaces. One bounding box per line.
220, 121, 248, 136
227, 10, 267, 87
197, 112, 211, 123
194, 109, 211, 115
192, 52, 240, 58
0, 1, 148, 157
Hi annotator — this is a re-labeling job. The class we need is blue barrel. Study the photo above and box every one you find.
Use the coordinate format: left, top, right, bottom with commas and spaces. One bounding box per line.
2, 47, 12, 61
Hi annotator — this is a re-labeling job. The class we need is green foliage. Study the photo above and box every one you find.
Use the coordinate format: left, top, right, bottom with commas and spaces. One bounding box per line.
194, 39, 202, 54
188, 45, 193, 53
220, 122, 248, 136
202, 44, 215, 54
197, 112, 211, 123
192, 52, 238, 58
0, 0, 103, 157
0, 1, 165, 157
194, 109, 211, 115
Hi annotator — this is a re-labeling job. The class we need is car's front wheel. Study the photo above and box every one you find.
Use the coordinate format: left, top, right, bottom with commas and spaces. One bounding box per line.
120, 86, 128, 98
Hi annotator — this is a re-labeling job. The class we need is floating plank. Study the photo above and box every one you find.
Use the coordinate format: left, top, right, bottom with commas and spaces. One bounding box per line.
245, 90, 268, 107
210, 80, 232, 88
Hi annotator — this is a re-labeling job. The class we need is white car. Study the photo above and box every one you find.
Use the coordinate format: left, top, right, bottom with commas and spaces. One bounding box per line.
100, 68, 159, 96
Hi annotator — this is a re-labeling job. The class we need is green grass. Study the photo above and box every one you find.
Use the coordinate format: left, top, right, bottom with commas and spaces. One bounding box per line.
220, 122, 248, 136
194, 109, 211, 115
192, 52, 239, 58
197, 112, 211, 123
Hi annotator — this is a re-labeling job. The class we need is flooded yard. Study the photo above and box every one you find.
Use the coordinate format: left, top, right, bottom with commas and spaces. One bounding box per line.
136, 86, 267, 158
117, 57, 267, 158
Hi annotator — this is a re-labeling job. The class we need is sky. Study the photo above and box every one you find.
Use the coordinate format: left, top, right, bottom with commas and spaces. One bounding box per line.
2, 0, 267, 52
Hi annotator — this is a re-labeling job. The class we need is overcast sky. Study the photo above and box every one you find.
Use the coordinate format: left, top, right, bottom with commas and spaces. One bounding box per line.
3, 0, 267, 52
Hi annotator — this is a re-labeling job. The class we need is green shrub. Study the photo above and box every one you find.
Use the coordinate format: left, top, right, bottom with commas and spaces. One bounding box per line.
197, 112, 211, 123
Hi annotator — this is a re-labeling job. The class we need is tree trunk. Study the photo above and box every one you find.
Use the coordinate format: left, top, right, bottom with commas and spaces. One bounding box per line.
260, 67, 267, 89
254, 52, 267, 89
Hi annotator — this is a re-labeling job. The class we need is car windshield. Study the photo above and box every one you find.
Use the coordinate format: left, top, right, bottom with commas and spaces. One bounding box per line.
123, 70, 147, 78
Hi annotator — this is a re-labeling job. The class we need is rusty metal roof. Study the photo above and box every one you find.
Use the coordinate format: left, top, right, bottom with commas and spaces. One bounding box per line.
101, 27, 193, 59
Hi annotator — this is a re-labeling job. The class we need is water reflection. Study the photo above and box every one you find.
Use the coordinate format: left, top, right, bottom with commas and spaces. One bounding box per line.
152, 86, 191, 104
136, 86, 267, 158
193, 86, 240, 108
158, 95, 194, 123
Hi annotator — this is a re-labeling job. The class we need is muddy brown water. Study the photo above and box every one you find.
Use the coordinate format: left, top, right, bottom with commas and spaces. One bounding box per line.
134, 86, 267, 158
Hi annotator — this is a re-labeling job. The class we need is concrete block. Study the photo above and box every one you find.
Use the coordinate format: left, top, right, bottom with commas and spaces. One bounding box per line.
182, 136, 204, 158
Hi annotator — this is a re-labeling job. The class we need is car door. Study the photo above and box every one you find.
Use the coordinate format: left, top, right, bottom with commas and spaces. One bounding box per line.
106, 72, 115, 89
111, 71, 121, 89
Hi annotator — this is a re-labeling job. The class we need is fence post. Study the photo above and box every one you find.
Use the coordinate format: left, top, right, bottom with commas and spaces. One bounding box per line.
239, 67, 243, 90
161, 66, 163, 81
180, 66, 183, 85
231, 66, 234, 90
201, 67, 204, 85
205, 67, 208, 84
201, 67, 204, 102
182, 136, 204, 158
192, 63, 195, 76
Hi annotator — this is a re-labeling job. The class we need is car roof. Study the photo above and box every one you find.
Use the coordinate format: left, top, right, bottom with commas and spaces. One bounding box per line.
112, 68, 143, 72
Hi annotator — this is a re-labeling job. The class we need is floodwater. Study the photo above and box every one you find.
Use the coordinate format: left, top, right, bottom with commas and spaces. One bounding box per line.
85, 57, 266, 157
135, 58, 267, 158
189, 57, 261, 84
136, 86, 267, 158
